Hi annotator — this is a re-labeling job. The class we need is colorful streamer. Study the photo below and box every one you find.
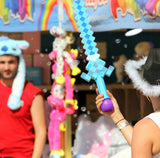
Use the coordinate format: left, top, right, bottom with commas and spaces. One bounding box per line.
0, 0, 160, 32
0, 0, 35, 22
37, 0, 78, 31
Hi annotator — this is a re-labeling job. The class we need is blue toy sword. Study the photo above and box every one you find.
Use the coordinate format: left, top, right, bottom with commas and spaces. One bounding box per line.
73, 0, 114, 112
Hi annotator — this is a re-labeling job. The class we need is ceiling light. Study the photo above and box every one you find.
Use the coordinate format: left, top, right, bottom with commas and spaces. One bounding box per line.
125, 28, 143, 37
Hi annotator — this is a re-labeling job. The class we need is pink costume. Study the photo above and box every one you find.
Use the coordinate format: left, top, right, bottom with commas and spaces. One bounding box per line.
47, 93, 75, 151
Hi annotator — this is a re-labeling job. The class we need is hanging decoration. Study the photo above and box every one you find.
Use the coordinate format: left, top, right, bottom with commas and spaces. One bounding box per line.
47, 26, 81, 158
0, 0, 160, 32
37, 0, 78, 31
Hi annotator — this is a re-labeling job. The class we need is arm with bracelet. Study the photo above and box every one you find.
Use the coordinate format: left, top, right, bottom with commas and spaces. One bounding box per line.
96, 50, 160, 157
96, 88, 133, 145
115, 118, 133, 145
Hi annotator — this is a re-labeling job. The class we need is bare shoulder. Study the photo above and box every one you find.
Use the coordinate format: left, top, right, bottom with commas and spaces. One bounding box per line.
133, 119, 155, 146
134, 118, 160, 133
31, 93, 45, 113
133, 118, 159, 140
32, 93, 44, 105
134, 118, 156, 129
132, 117, 160, 156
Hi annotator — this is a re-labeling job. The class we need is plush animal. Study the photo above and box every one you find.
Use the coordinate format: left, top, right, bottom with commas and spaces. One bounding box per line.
113, 54, 127, 83
134, 41, 153, 60
49, 26, 81, 104
47, 84, 76, 157
47, 26, 80, 158
119, 41, 153, 84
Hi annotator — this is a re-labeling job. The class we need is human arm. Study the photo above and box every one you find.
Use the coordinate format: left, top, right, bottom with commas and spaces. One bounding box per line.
31, 94, 47, 158
131, 118, 158, 158
96, 88, 133, 145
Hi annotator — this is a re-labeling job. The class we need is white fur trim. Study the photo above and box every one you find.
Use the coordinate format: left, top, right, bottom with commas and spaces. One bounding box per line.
125, 57, 160, 97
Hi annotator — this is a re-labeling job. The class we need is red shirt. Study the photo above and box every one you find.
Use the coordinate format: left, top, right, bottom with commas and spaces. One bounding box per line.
0, 81, 44, 158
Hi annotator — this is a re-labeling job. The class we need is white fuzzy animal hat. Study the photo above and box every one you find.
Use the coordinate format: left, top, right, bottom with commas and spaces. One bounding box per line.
0, 36, 29, 110
125, 50, 160, 97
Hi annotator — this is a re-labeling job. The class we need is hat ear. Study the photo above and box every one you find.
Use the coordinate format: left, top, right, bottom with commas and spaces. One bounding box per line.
8, 55, 26, 110
9, 40, 29, 110
16, 40, 29, 50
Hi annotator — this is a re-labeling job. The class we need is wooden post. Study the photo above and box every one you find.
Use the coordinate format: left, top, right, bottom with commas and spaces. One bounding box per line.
64, 115, 72, 158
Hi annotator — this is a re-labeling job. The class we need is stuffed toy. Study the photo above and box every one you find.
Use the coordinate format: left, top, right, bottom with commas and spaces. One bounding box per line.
49, 26, 81, 104
134, 41, 153, 60
47, 26, 80, 158
113, 54, 127, 83
47, 84, 76, 157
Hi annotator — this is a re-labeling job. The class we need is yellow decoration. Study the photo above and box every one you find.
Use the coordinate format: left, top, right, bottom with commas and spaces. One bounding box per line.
56, 76, 65, 84
71, 49, 78, 57
65, 99, 74, 105
60, 123, 66, 131
73, 99, 78, 110
65, 99, 78, 110
50, 149, 64, 157
72, 67, 81, 76
71, 78, 76, 85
